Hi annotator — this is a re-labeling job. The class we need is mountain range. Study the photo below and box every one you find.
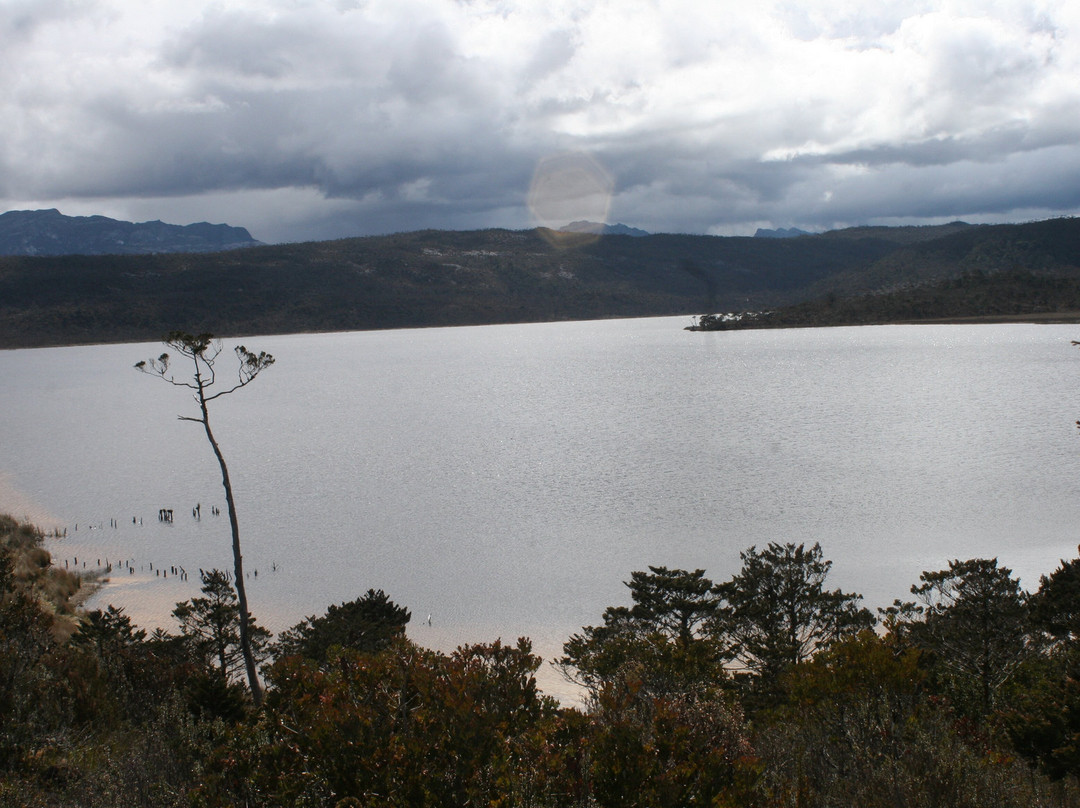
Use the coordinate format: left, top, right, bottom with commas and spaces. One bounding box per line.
754, 227, 813, 238
0, 209, 261, 256
559, 221, 650, 237
1, 215, 1079, 349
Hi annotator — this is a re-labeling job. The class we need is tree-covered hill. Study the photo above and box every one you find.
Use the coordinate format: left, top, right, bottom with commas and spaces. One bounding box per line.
2, 217, 1079, 348
800, 217, 1080, 301
692, 268, 1080, 331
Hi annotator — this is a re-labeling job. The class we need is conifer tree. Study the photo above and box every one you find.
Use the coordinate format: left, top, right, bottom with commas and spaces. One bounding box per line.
716, 542, 875, 683
272, 588, 411, 664
888, 557, 1029, 717
559, 566, 729, 697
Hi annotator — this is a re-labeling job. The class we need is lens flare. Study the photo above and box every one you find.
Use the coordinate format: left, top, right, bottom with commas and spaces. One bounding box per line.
528, 152, 614, 247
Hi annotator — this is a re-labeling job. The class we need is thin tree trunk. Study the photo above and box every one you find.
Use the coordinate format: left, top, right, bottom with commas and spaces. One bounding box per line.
139, 334, 271, 707
200, 402, 263, 706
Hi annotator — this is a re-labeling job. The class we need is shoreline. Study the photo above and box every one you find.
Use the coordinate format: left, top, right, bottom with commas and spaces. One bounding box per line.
688, 311, 1080, 332
0, 472, 65, 532
5, 311, 1080, 352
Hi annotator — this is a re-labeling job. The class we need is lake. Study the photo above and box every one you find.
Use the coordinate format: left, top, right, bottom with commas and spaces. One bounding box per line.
3, 317, 1080, 701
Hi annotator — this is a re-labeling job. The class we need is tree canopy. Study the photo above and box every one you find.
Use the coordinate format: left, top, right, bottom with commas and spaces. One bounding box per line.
272, 589, 411, 664
716, 542, 875, 682
558, 566, 730, 698
887, 557, 1030, 717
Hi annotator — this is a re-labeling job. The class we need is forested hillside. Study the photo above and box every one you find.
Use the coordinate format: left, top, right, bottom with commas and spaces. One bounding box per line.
2, 217, 1080, 348
692, 269, 1080, 331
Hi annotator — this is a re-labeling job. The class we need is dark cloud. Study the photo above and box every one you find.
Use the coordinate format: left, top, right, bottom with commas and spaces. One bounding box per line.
1, 1, 1079, 242
0, 0, 85, 43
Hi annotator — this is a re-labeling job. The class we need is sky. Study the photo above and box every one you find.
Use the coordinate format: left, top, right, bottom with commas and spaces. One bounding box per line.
2, 0, 1079, 244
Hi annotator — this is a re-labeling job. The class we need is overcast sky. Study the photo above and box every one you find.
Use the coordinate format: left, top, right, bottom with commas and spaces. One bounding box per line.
2, 0, 1079, 243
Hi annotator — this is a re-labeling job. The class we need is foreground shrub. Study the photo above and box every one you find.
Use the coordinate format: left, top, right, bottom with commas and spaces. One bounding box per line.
754, 632, 1078, 807
196, 637, 582, 807
585, 669, 756, 808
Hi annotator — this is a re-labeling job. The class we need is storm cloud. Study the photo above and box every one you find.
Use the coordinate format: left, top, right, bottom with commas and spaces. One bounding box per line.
2, 0, 1078, 242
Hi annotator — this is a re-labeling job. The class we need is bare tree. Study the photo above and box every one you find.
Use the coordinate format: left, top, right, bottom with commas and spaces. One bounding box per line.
136, 331, 274, 705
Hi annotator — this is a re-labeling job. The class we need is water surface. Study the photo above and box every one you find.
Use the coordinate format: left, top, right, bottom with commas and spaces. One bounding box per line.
3, 318, 1079, 700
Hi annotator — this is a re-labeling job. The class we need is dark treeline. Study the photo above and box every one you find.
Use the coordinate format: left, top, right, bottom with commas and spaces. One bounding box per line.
690, 216, 1080, 330
5, 217, 1080, 349
691, 269, 1080, 331
4, 512, 1080, 807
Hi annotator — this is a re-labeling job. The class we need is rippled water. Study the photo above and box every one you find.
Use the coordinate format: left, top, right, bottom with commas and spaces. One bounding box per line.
3, 317, 1080, 700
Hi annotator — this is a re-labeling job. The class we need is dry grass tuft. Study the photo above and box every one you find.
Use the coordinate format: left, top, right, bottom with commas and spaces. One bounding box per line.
2, 512, 90, 641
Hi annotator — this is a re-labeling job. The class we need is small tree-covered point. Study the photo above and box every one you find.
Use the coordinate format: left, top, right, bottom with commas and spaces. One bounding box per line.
136, 331, 274, 706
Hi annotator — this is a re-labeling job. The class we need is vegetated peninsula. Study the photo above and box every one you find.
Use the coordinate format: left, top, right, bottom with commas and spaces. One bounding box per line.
2, 215, 1080, 349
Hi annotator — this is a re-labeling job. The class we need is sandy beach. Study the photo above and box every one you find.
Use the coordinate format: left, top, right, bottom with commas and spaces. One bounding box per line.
0, 471, 65, 531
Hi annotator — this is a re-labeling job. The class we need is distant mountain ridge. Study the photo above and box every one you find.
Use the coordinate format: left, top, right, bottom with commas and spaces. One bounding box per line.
754, 227, 813, 238
559, 221, 650, 237
0, 209, 262, 256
